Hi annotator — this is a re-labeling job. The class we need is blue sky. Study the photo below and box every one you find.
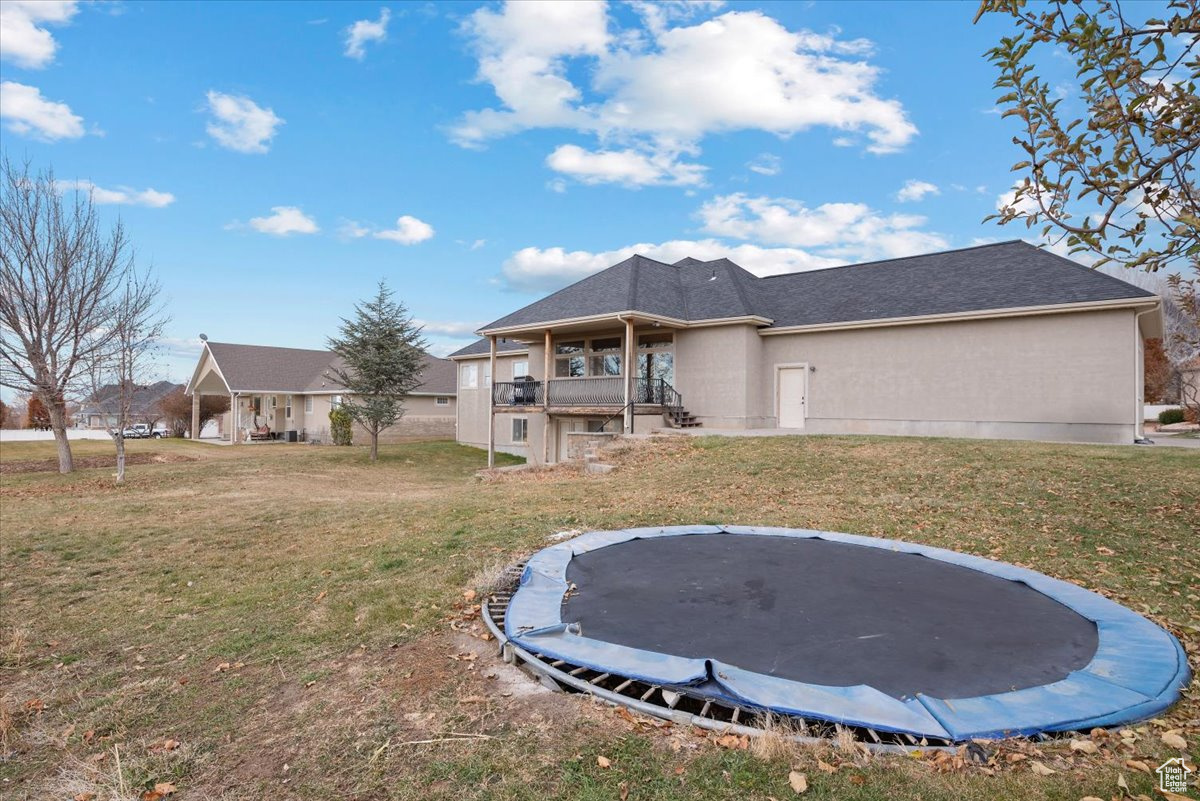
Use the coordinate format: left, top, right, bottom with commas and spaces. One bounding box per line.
1, 0, 1090, 386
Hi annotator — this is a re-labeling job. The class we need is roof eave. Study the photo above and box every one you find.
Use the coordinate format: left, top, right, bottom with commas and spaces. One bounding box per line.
478, 311, 773, 338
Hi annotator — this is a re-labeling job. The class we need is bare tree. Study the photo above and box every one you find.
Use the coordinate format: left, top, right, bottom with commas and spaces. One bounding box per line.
88, 270, 167, 482
158, 387, 229, 438
0, 158, 135, 473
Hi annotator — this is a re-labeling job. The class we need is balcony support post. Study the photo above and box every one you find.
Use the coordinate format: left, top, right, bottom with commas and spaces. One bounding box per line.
487, 335, 497, 468
623, 316, 634, 434
543, 328, 552, 465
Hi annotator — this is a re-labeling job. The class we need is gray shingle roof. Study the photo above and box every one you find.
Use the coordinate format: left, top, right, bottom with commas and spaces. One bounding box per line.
204, 342, 455, 395
478, 242, 1154, 333
448, 337, 531, 359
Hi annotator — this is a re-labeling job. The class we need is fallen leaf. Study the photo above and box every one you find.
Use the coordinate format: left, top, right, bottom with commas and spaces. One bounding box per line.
1006, 752, 1028, 763
463, 589, 477, 602
1029, 760, 1055, 776
596, 755, 611, 768
618, 780, 629, 801
1069, 738, 1099, 754
153, 783, 177, 796
1079, 797, 1103, 801
73, 794, 96, 801
1095, 546, 1115, 555
140, 792, 162, 801
848, 775, 865, 785
214, 662, 232, 673
24, 698, 44, 712
314, 590, 327, 603
787, 771, 808, 794
1124, 759, 1150, 774
816, 759, 837, 773
1161, 731, 1187, 749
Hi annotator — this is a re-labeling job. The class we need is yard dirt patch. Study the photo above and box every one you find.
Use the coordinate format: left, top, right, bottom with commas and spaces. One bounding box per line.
0, 451, 198, 475
1, 436, 1196, 800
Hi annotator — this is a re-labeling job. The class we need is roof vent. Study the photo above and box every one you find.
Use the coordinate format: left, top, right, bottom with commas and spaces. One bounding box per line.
709, 269, 717, 282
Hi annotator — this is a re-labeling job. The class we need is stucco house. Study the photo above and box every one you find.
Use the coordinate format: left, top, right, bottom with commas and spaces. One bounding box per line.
450, 241, 1162, 464
185, 341, 457, 443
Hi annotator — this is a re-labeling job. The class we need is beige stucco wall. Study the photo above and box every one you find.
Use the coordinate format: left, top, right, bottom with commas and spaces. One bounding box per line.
755, 308, 1139, 443
674, 324, 769, 428
455, 352, 538, 459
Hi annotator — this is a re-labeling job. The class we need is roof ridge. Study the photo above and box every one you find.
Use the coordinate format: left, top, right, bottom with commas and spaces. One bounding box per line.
757, 240, 1028, 280
628, 254, 641, 310
1028, 246, 1157, 297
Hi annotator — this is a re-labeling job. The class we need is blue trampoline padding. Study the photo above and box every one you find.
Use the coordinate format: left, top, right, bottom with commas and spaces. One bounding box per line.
505, 525, 1191, 741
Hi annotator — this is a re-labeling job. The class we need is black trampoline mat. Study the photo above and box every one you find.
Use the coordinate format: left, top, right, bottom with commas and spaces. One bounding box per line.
562, 534, 1099, 699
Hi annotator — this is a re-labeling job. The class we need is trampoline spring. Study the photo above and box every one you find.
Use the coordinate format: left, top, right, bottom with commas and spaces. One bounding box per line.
866, 728, 881, 744
731, 708, 741, 724
549, 660, 566, 668
612, 679, 633, 694
589, 673, 610, 686
640, 685, 660, 702
699, 700, 713, 718
568, 666, 590, 677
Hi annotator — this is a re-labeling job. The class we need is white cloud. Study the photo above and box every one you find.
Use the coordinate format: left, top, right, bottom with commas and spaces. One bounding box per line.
60, 180, 175, 208
453, 5, 916, 185
546, 144, 705, 187
699, 192, 948, 262
747, 153, 781, 176
0, 1, 77, 69
414, 320, 484, 338
247, 206, 319, 236
344, 7, 391, 60
502, 238, 841, 293
896, 179, 939, 203
373, 215, 435, 245
204, 91, 284, 154
469, 238, 486, 250
0, 81, 84, 140
338, 220, 371, 239
547, 177, 568, 193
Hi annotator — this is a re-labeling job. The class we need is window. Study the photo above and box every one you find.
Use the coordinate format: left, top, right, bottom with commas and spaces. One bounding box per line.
461, 363, 478, 389
304, 396, 313, 413
637, 332, 674, 386
285, 395, 292, 418
512, 417, 528, 443
435, 397, 449, 406
555, 340, 586, 378
269, 395, 277, 411
484, 364, 492, 388
330, 395, 342, 409
512, 360, 529, 379
555, 337, 623, 378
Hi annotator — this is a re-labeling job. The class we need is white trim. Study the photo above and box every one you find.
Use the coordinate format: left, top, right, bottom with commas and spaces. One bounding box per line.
758, 297, 1159, 337
184, 342, 231, 396
448, 348, 529, 361
774, 362, 809, 429
479, 311, 772, 337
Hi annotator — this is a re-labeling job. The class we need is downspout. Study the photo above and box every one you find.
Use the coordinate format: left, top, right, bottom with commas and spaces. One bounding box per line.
1134, 305, 1157, 444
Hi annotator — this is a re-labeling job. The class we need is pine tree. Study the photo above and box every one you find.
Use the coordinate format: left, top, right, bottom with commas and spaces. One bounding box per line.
326, 281, 428, 461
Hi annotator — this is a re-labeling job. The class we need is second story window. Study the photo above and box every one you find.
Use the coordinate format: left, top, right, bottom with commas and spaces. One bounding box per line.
513, 360, 529, 379
461, 363, 478, 389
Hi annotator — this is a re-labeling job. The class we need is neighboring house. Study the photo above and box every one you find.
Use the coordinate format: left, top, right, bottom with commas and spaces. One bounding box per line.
185, 341, 456, 443
76, 380, 183, 429
451, 241, 1162, 464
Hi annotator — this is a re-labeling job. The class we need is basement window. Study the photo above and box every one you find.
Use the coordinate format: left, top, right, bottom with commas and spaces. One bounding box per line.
512, 417, 528, 443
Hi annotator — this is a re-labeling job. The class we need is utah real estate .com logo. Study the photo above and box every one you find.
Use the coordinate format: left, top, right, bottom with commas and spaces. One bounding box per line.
1156, 756, 1193, 795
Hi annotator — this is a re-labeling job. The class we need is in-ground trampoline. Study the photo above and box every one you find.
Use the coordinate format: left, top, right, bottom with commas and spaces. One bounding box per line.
485, 526, 1189, 745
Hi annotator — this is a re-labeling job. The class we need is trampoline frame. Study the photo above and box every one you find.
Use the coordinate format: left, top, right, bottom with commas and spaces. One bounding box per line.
500, 525, 1190, 742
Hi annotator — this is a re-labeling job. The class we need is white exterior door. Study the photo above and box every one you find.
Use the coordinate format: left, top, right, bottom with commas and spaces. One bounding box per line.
778, 366, 808, 429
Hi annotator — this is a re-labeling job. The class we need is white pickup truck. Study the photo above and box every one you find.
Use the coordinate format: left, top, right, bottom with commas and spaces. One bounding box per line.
117, 423, 170, 439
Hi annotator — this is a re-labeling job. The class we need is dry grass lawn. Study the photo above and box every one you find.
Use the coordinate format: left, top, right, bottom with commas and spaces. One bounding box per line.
0, 434, 1196, 800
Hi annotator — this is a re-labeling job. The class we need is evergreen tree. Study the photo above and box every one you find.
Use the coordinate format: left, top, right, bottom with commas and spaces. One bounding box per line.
326, 282, 428, 461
